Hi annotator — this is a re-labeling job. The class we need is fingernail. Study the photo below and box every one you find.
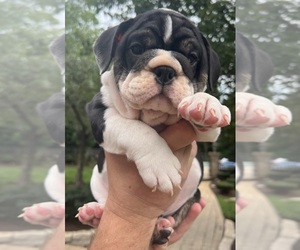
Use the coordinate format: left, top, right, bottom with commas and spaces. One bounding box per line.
179, 101, 189, 110
224, 115, 230, 125
210, 109, 216, 117
197, 103, 202, 112
17, 213, 24, 218
280, 115, 290, 125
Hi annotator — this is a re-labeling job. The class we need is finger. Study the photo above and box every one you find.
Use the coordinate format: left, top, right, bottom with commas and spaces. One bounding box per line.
199, 197, 206, 208
160, 119, 196, 152
173, 142, 197, 181
173, 145, 192, 167
182, 142, 198, 175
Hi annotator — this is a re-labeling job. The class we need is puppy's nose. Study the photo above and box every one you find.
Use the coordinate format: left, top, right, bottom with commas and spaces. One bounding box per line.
153, 66, 176, 86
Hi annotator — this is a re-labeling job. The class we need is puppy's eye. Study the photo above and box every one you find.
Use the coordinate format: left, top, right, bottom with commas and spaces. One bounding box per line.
130, 44, 144, 55
188, 52, 198, 65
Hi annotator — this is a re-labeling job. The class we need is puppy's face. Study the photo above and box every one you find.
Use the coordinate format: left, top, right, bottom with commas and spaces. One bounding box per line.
94, 9, 220, 122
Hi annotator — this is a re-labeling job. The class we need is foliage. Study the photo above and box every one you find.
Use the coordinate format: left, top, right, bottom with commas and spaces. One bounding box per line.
65, 184, 95, 219
0, 166, 48, 186
215, 168, 235, 195
65, 164, 94, 184
0, 0, 64, 170
0, 0, 64, 191
65, 164, 95, 218
65, 0, 101, 162
266, 168, 300, 195
217, 194, 235, 221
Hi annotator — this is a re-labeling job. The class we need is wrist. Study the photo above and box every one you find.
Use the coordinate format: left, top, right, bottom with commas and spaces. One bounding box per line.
106, 192, 163, 221
90, 198, 157, 250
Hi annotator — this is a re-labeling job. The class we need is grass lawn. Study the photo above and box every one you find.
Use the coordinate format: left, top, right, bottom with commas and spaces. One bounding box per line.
0, 166, 48, 185
269, 195, 300, 222
65, 164, 94, 185
217, 195, 235, 221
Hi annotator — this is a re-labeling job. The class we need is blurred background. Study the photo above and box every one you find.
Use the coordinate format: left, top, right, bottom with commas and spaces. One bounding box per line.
236, 0, 300, 249
0, 0, 64, 248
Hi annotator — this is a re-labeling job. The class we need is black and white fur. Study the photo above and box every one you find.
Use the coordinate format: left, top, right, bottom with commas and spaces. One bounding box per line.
84, 9, 231, 245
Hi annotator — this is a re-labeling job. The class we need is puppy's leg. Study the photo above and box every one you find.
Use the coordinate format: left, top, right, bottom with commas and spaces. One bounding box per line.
103, 108, 182, 194
178, 93, 231, 142
151, 189, 200, 248
77, 165, 107, 228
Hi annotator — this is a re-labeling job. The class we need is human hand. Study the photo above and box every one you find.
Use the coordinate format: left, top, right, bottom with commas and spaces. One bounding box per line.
104, 119, 198, 220
90, 120, 203, 250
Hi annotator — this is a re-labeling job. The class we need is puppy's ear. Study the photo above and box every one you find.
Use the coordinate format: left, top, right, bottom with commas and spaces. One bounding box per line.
237, 33, 273, 91
49, 34, 65, 73
36, 92, 65, 145
85, 92, 107, 144
93, 19, 135, 73
201, 34, 221, 92
253, 48, 273, 90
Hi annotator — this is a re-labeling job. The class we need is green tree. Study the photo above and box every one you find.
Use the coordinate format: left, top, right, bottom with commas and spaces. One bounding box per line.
65, 0, 101, 186
0, 0, 64, 186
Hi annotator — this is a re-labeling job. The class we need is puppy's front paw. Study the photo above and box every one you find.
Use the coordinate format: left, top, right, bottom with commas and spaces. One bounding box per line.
236, 92, 292, 127
136, 152, 181, 195
19, 202, 64, 228
76, 202, 103, 228
178, 93, 231, 129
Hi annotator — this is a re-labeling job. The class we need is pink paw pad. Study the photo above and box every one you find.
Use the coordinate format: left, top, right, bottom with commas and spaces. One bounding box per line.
178, 93, 231, 129
76, 202, 103, 228
19, 202, 64, 228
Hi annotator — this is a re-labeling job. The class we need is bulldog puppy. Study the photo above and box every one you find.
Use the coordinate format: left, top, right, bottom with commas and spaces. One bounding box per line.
79, 9, 231, 245
236, 32, 292, 142
19, 35, 65, 227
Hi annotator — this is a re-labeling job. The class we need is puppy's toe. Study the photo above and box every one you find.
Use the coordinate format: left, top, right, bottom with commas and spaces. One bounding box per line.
20, 202, 64, 227
179, 93, 230, 128
77, 202, 103, 228
137, 154, 181, 194
272, 105, 292, 127
157, 171, 181, 195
